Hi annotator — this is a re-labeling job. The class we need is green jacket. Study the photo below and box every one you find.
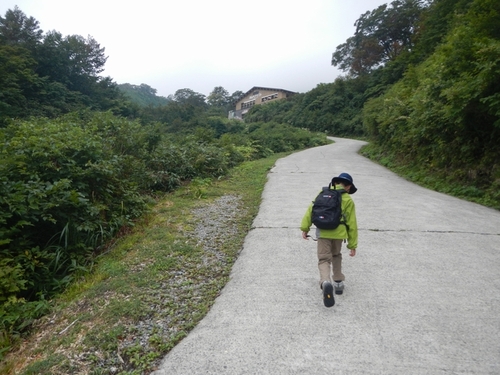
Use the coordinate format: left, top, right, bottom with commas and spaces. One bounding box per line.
301, 185, 358, 249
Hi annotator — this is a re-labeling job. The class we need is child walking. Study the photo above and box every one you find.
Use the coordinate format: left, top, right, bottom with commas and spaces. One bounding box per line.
301, 173, 358, 307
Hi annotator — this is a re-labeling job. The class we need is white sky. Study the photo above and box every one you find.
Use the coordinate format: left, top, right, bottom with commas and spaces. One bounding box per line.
1, 1, 388, 97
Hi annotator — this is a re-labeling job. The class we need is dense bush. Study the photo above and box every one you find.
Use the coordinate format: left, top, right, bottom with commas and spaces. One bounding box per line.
244, 79, 368, 137
0, 111, 327, 350
0, 116, 148, 299
0, 114, 152, 350
363, 0, 500, 200
147, 137, 241, 191
248, 121, 328, 152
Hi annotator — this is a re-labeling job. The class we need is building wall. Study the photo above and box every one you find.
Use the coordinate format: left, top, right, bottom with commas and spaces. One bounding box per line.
228, 87, 295, 120
235, 88, 292, 111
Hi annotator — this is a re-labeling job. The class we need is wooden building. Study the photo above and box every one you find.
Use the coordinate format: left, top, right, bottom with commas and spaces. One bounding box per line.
229, 86, 296, 120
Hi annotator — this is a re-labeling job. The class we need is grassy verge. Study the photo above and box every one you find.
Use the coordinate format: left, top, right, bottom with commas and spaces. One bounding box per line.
1, 153, 286, 375
360, 143, 500, 210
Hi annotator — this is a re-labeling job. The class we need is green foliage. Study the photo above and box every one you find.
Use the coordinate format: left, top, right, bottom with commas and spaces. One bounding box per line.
118, 83, 170, 107
243, 96, 297, 124
0, 108, 326, 353
147, 137, 232, 191
0, 112, 154, 353
0, 6, 42, 48
0, 4, 330, 360
206, 87, 249, 116
189, 178, 212, 199
0, 151, 286, 373
363, 0, 500, 206
0, 7, 130, 124
172, 88, 207, 108
0, 44, 42, 123
0, 259, 26, 305
332, 0, 428, 75
0, 115, 148, 302
16, 353, 65, 375
138, 99, 205, 130
0, 296, 50, 360
207, 86, 230, 107
247, 79, 367, 137
413, 0, 475, 62
248, 121, 328, 152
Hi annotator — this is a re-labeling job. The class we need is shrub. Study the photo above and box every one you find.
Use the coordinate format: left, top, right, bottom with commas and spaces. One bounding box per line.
0, 117, 147, 301
249, 121, 328, 153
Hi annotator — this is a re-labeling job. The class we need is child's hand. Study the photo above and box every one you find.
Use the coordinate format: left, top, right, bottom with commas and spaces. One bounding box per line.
302, 231, 309, 240
349, 249, 356, 257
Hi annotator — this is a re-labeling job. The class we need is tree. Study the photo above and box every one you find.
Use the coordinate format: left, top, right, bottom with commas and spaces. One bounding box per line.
118, 83, 170, 107
0, 7, 131, 119
0, 44, 39, 123
332, 0, 428, 75
64, 34, 107, 77
207, 86, 230, 108
0, 6, 43, 50
207, 86, 245, 116
36, 30, 107, 87
412, 0, 474, 62
173, 88, 207, 108
36, 30, 120, 110
229, 90, 244, 105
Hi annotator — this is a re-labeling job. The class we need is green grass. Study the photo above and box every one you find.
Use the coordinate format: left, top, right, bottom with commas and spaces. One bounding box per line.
1, 153, 286, 375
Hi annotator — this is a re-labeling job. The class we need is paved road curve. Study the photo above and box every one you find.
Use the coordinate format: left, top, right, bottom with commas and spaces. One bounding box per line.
153, 138, 500, 375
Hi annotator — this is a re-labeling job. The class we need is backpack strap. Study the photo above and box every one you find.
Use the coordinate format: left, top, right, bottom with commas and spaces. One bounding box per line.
333, 187, 349, 231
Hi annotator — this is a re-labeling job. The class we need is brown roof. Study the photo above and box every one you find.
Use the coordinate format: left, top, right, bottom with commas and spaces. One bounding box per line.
237, 86, 296, 101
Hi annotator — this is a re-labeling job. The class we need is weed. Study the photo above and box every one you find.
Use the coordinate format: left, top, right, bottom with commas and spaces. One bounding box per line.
189, 177, 212, 199
19, 354, 66, 375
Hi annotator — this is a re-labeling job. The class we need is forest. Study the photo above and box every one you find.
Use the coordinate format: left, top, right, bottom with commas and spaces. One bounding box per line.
1, 0, 499, 363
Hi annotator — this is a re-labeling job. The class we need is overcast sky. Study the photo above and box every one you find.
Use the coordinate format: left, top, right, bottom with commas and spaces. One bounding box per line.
1, 1, 388, 98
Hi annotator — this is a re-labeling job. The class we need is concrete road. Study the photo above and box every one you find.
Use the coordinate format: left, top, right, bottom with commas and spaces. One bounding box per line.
153, 137, 500, 375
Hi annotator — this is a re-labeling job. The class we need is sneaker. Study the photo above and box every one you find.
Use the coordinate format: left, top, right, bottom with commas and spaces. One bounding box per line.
322, 281, 335, 307
333, 281, 344, 295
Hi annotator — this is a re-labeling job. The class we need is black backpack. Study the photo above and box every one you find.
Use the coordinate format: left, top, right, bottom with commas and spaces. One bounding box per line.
311, 185, 345, 230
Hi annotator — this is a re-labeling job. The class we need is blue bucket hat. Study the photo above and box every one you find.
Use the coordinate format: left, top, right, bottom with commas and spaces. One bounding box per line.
331, 172, 357, 194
